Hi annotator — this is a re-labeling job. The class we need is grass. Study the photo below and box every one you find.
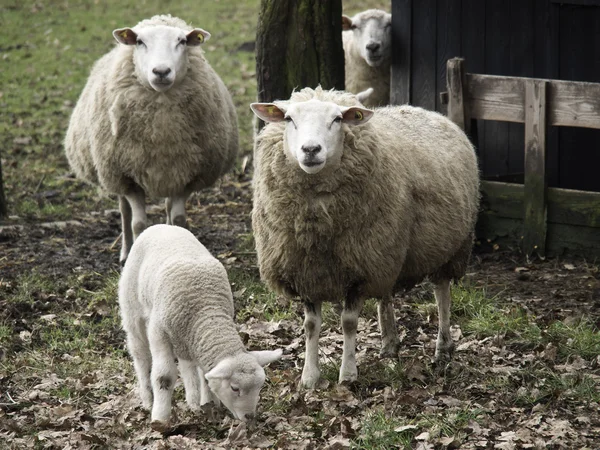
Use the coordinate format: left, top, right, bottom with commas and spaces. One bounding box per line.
351, 410, 415, 450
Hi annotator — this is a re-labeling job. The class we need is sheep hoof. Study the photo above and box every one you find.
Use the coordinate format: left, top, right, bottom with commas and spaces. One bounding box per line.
300, 371, 320, 389
379, 341, 400, 358
150, 420, 170, 433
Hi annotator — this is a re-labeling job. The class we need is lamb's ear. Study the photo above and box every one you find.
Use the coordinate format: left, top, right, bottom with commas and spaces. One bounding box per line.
113, 28, 137, 45
187, 28, 211, 46
205, 360, 232, 380
342, 15, 353, 30
341, 106, 374, 125
250, 103, 287, 123
251, 349, 283, 367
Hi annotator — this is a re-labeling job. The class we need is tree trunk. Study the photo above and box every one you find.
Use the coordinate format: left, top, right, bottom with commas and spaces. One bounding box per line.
0, 153, 7, 219
256, 0, 345, 106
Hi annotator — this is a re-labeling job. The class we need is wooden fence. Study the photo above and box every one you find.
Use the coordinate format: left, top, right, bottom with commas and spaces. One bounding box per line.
442, 57, 600, 257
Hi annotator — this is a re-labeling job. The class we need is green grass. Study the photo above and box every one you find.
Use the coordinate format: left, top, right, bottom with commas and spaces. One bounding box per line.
546, 319, 600, 360
351, 410, 415, 450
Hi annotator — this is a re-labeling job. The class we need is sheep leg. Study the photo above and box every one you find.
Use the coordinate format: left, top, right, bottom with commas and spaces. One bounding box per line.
378, 295, 400, 358
166, 195, 188, 228
148, 324, 177, 424
125, 190, 147, 239
301, 300, 322, 388
118, 196, 133, 264
434, 279, 454, 362
179, 359, 202, 411
125, 319, 153, 409
339, 296, 364, 383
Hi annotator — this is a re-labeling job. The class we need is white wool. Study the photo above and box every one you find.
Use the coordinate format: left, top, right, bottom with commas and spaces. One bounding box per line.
119, 224, 281, 424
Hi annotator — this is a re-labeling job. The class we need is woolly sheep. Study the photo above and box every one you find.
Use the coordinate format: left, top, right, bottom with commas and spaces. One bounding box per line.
342, 9, 392, 107
65, 15, 239, 263
118, 224, 282, 425
250, 87, 479, 388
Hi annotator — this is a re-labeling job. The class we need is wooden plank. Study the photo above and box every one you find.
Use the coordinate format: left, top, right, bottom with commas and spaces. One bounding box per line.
436, 0, 461, 114
523, 80, 548, 256
467, 75, 525, 123
446, 58, 468, 133
550, 0, 600, 6
481, 180, 600, 228
390, 0, 412, 105
549, 82, 600, 129
411, 0, 436, 110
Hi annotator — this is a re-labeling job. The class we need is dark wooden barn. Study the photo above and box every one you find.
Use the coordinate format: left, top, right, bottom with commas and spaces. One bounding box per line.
390, 0, 600, 256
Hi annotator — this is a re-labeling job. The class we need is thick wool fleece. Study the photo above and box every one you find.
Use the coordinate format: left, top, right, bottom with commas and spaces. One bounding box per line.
343, 30, 390, 107
119, 224, 246, 371
65, 15, 238, 198
252, 87, 480, 304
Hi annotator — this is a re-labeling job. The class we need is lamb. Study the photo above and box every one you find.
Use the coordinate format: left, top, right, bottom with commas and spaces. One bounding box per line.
342, 9, 392, 107
65, 15, 239, 263
250, 87, 479, 388
118, 224, 282, 425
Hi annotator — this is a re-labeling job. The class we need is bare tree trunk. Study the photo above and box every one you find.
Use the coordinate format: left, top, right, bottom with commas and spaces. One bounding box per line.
0, 154, 7, 219
256, 0, 344, 106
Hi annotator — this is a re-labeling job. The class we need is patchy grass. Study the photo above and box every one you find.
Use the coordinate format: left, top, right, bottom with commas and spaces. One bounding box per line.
351, 410, 414, 450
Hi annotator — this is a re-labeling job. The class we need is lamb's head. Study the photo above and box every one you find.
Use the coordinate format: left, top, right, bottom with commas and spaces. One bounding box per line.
342, 9, 392, 67
113, 24, 210, 92
251, 99, 374, 174
204, 349, 282, 422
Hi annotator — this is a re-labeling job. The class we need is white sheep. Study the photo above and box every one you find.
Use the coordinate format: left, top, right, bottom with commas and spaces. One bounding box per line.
342, 9, 392, 107
250, 87, 479, 388
65, 15, 239, 263
118, 224, 282, 425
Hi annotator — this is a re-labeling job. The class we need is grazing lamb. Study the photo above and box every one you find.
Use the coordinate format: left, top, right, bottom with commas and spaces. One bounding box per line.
342, 9, 392, 107
119, 224, 282, 425
250, 87, 479, 388
65, 15, 239, 263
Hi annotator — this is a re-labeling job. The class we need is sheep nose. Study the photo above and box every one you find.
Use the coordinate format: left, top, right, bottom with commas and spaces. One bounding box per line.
366, 42, 381, 53
244, 413, 255, 421
152, 67, 172, 78
301, 144, 321, 155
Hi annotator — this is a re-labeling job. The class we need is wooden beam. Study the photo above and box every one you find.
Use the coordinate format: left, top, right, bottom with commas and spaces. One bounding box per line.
390, 0, 412, 105
446, 58, 470, 133
523, 79, 548, 256
465, 73, 600, 129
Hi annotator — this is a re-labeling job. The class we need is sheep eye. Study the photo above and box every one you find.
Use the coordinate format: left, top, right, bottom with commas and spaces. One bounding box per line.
136, 39, 144, 46
178, 39, 187, 46
351, 24, 358, 30
333, 116, 342, 123
231, 385, 240, 393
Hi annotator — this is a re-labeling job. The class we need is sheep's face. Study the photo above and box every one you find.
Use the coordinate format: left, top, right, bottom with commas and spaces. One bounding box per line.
342, 10, 392, 67
113, 25, 210, 92
251, 100, 374, 175
204, 350, 282, 422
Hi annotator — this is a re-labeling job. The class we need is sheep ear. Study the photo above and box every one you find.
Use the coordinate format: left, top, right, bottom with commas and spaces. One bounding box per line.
113, 28, 137, 45
356, 87, 374, 104
342, 15, 353, 30
250, 103, 287, 123
205, 361, 232, 380
341, 106, 374, 125
251, 349, 283, 367
187, 28, 211, 46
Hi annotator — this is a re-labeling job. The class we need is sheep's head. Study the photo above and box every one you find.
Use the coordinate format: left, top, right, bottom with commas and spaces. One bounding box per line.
342, 9, 392, 67
204, 349, 282, 422
251, 99, 374, 174
113, 24, 210, 92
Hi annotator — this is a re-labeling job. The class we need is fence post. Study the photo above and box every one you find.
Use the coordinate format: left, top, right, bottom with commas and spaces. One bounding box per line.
523, 79, 548, 256
446, 58, 470, 134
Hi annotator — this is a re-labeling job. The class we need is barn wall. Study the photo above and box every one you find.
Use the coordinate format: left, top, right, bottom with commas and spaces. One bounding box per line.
391, 0, 600, 192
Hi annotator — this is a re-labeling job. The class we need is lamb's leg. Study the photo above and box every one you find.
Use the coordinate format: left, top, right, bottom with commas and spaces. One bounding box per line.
378, 295, 400, 358
339, 296, 363, 383
166, 195, 188, 228
125, 320, 153, 409
434, 279, 454, 362
119, 196, 133, 264
301, 300, 322, 388
148, 324, 177, 424
198, 367, 220, 406
179, 359, 202, 411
